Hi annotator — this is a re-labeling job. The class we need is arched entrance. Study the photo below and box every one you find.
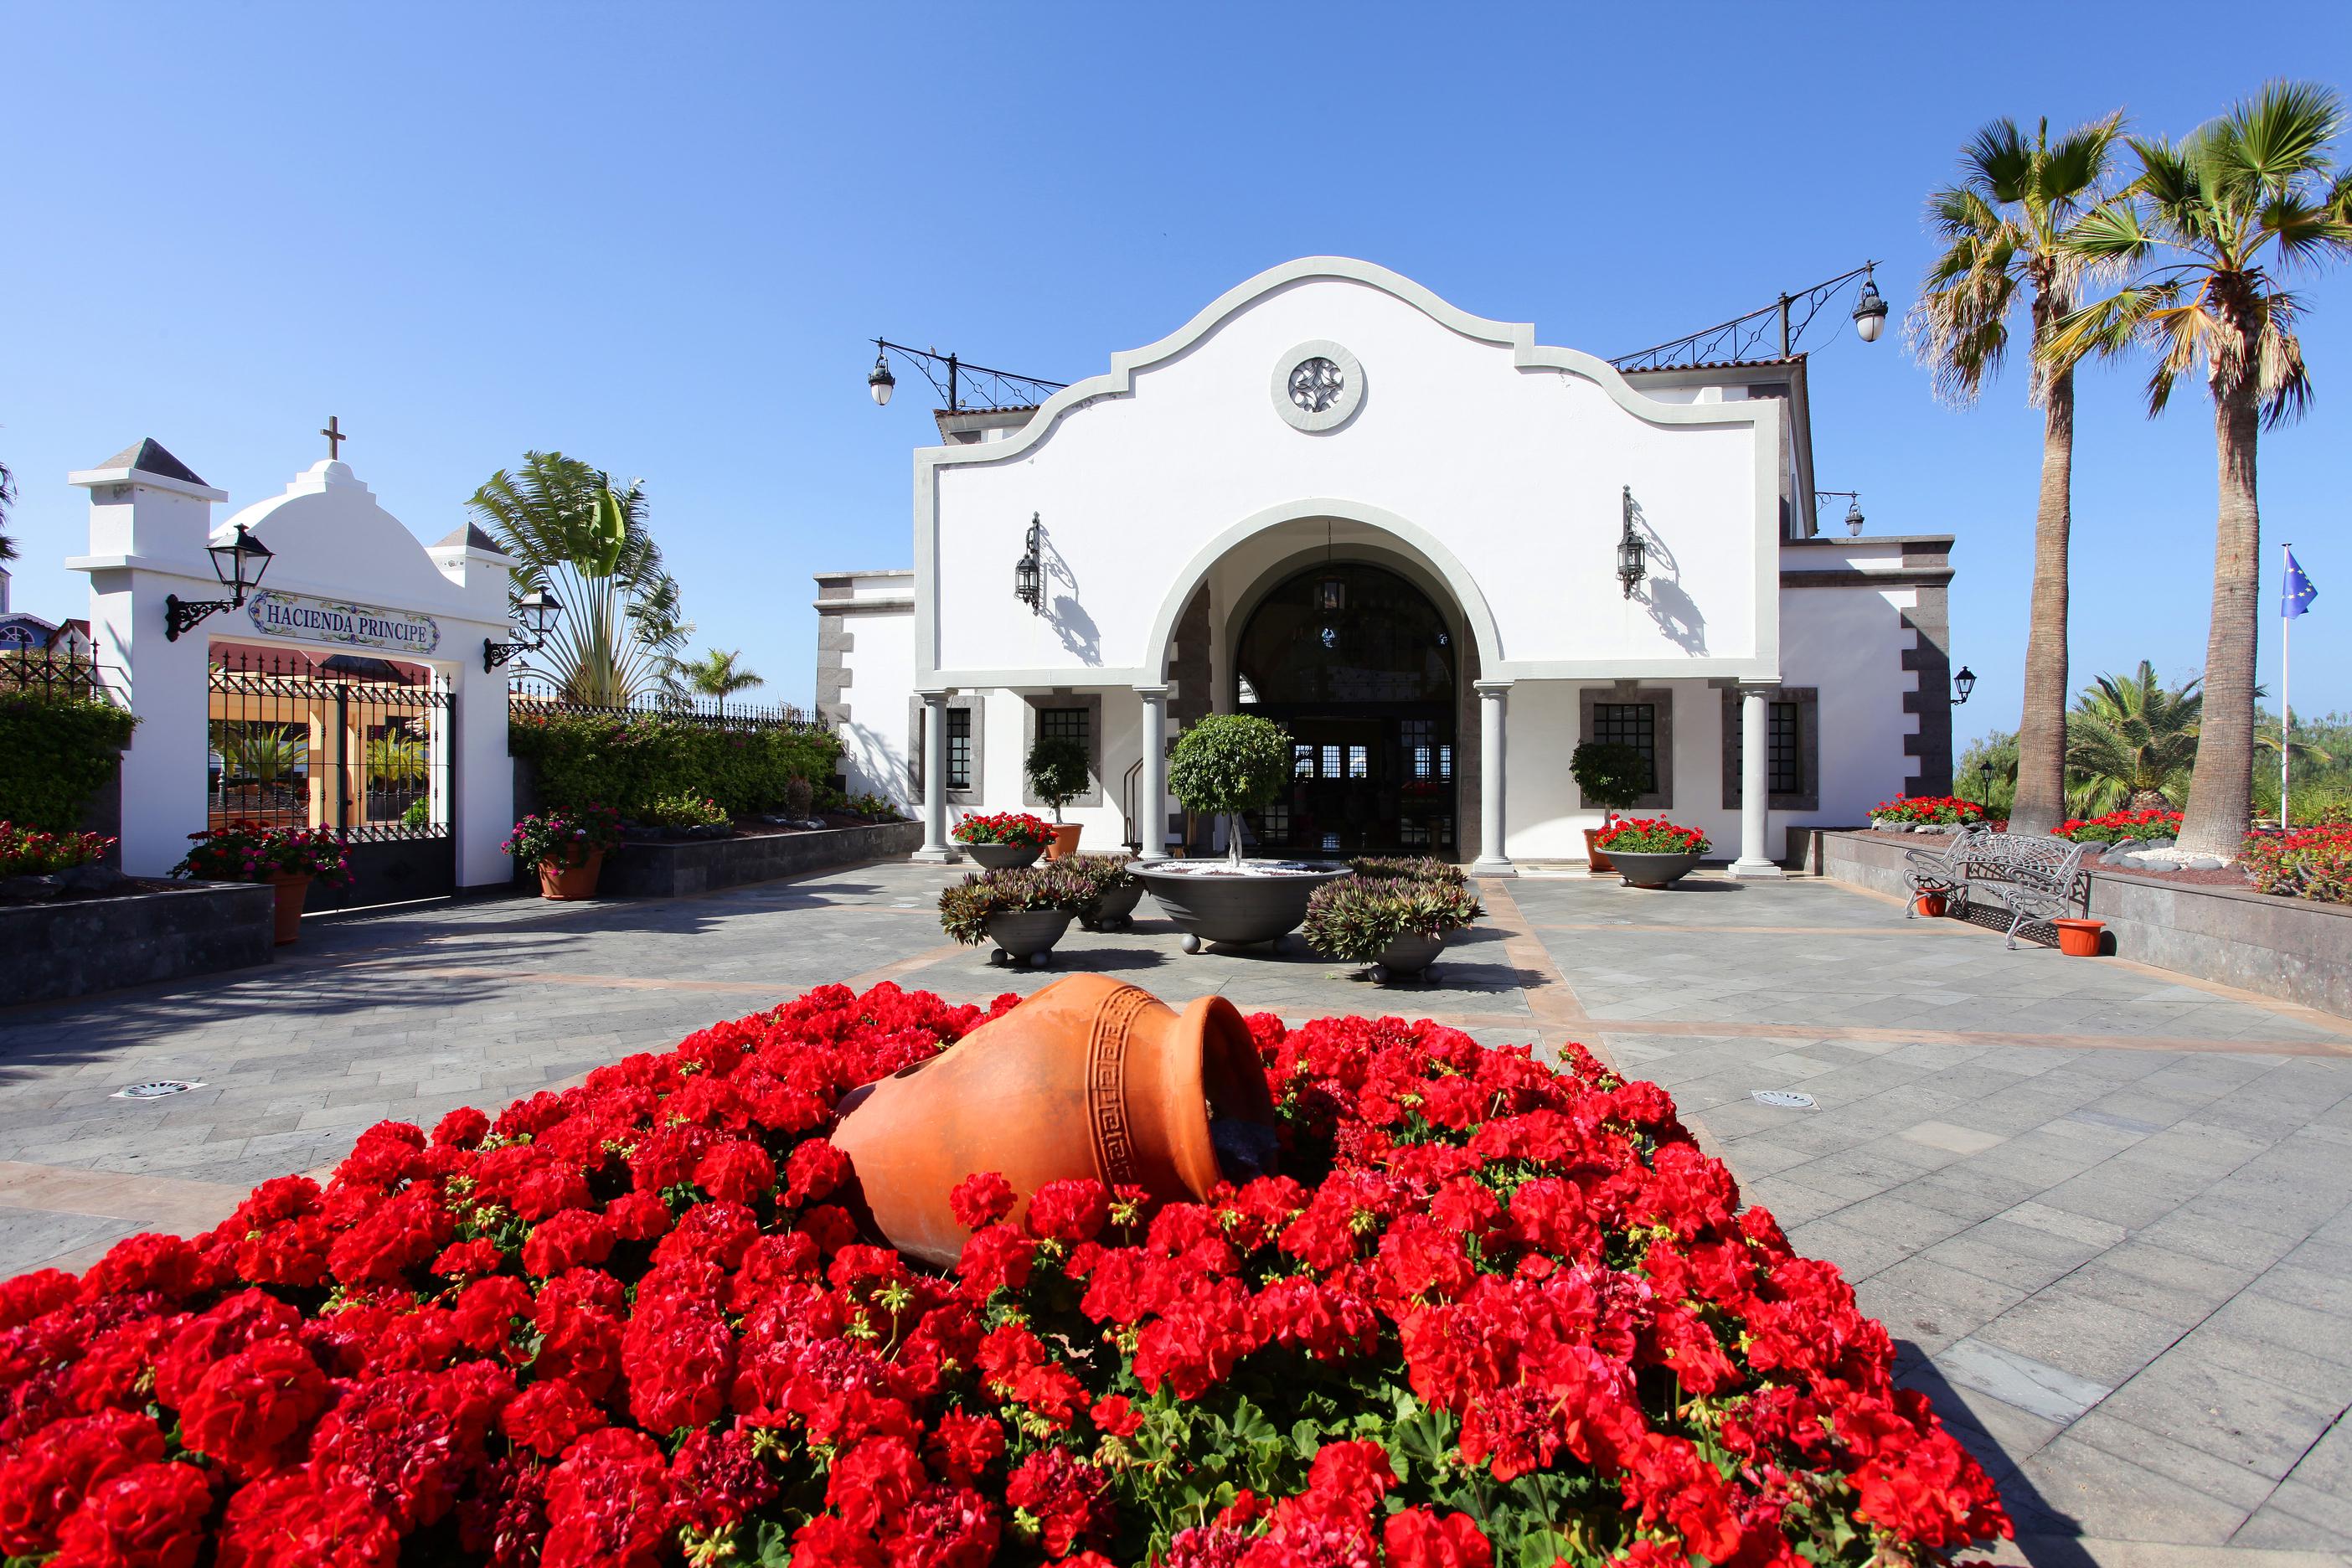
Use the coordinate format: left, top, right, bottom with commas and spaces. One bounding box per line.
1232, 561, 1457, 855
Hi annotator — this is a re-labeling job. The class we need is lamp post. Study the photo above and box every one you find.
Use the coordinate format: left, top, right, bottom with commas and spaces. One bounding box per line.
1616, 485, 1646, 599
1612, 261, 1892, 372
1851, 270, 1890, 343
1814, 490, 1867, 537
864, 338, 1065, 414
1980, 761, 1996, 813
164, 524, 274, 640
1013, 515, 1044, 615
1951, 665, 1977, 706
482, 587, 565, 673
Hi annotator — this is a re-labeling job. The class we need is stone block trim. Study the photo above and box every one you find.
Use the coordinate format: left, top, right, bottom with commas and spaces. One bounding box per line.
816, 614, 851, 726
1901, 563, 1955, 797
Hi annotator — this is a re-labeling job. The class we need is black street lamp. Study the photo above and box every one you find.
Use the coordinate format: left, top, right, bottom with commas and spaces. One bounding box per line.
483, 587, 565, 672
864, 338, 1065, 414
1851, 269, 1890, 343
1611, 260, 1892, 371
1616, 485, 1647, 599
1979, 761, 1996, 811
1816, 490, 1867, 537
867, 350, 896, 407
1951, 665, 1977, 705
164, 524, 274, 641
1014, 515, 1044, 615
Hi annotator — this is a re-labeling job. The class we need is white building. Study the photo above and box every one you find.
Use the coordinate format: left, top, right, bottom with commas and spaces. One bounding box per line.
817, 259, 1956, 874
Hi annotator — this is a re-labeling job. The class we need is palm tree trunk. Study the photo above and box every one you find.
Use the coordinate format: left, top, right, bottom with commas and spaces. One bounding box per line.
2178, 385, 2262, 857
2010, 363, 2075, 836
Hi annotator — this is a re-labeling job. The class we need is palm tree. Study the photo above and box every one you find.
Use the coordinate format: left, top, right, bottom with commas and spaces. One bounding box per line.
1908, 112, 2125, 837
678, 647, 765, 714
2066, 663, 2201, 814
2049, 82, 2352, 856
467, 452, 692, 706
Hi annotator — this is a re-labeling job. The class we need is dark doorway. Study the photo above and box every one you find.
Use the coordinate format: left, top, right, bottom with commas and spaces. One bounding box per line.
1232, 562, 1457, 857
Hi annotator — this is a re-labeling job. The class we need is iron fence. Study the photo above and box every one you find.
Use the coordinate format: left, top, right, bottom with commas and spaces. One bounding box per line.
0, 650, 121, 704
506, 670, 827, 732
209, 650, 451, 845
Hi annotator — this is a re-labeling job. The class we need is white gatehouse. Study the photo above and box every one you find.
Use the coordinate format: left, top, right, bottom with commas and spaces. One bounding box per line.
65, 439, 518, 895
818, 258, 1957, 872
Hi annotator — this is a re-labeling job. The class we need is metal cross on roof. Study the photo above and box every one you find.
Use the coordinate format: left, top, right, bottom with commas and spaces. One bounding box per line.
321, 415, 347, 459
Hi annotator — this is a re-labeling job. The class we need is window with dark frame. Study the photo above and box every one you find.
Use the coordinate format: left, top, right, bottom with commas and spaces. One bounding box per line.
1592, 702, 1658, 791
946, 708, 972, 792
1038, 708, 1088, 749
1768, 701, 1802, 796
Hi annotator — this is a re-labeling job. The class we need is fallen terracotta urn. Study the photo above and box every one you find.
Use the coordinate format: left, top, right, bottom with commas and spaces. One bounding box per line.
828, 973, 1279, 1267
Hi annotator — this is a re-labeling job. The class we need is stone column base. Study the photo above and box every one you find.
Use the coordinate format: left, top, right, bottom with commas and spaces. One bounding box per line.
1470, 855, 1518, 877
1725, 858, 1784, 879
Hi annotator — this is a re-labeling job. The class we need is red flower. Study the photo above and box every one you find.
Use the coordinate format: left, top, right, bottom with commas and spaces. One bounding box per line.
544, 1427, 667, 1568
52, 1460, 212, 1568
697, 1139, 777, 1204
501, 1379, 607, 1458
178, 1337, 330, 1477
786, 1140, 854, 1204
1003, 1448, 1112, 1556
1380, 1509, 1493, 1568
0, 1410, 167, 1555
948, 1171, 1017, 1230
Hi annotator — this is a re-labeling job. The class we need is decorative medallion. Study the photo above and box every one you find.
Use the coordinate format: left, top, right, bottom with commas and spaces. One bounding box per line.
1270, 340, 1364, 432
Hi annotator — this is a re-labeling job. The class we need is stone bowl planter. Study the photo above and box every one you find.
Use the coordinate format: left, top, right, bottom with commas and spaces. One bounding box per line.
1133, 861, 1349, 952
1609, 849, 1704, 889
966, 841, 1044, 870
986, 908, 1072, 967
1080, 880, 1143, 931
1373, 931, 1446, 985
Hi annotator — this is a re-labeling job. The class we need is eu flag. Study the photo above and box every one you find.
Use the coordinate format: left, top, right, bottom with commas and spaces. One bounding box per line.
2285, 551, 2318, 619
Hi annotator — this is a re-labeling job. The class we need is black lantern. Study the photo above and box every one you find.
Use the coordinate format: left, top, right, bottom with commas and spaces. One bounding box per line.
1616, 485, 1646, 599
1852, 271, 1890, 344
483, 585, 566, 672
1844, 497, 1865, 536
1979, 760, 1995, 809
164, 524, 273, 640
1319, 576, 1346, 612
867, 346, 896, 407
1951, 664, 1977, 705
1014, 514, 1044, 614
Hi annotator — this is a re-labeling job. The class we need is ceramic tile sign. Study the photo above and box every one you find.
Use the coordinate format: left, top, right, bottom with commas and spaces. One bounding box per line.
244, 590, 441, 655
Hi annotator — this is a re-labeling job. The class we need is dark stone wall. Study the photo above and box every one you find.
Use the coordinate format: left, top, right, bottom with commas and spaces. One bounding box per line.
0, 882, 274, 1008
595, 820, 926, 900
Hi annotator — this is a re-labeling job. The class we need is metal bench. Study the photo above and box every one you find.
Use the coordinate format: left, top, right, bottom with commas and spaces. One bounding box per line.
1911, 826, 2087, 949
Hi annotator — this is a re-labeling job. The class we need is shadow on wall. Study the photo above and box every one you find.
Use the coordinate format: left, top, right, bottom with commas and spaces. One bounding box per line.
1627, 493, 1708, 656
1037, 524, 1102, 666
839, 721, 909, 808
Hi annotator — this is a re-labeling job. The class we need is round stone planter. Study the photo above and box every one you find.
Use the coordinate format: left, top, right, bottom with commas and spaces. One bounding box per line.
1372, 931, 1445, 984
964, 841, 1044, 870
1133, 862, 1349, 952
986, 908, 1073, 967
1609, 849, 1703, 889
1080, 880, 1143, 931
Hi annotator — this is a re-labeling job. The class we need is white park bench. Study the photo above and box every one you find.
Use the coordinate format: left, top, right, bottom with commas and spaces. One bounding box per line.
1904, 824, 2089, 949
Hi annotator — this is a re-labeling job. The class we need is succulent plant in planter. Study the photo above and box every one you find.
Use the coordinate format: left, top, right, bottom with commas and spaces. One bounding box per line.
1302, 869, 1484, 983
1024, 735, 1091, 859
1064, 852, 1142, 930
1347, 854, 1470, 886
936, 860, 1097, 966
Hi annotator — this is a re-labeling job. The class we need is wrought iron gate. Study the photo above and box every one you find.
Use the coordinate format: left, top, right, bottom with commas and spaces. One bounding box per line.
208, 651, 456, 910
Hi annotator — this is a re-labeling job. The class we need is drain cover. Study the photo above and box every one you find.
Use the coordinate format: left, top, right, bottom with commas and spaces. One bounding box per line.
112, 1081, 204, 1100
1751, 1089, 1817, 1110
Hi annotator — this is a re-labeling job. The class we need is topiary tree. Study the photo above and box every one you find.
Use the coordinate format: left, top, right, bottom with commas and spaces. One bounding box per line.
1024, 735, 1090, 823
1168, 712, 1292, 864
1569, 740, 1649, 824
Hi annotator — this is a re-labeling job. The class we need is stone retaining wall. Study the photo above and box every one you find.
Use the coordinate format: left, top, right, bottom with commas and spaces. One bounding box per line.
1, 882, 275, 1008
595, 820, 926, 900
1806, 829, 2352, 1019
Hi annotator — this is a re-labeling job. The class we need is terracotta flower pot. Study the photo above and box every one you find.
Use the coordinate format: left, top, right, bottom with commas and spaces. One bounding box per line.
1582, 828, 1617, 874
538, 847, 605, 900
1044, 823, 1084, 861
2054, 917, 2104, 957
965, 841, 1042, 870
828, 973, 1280, 1267
266, 872, 312, 946
1912, 892, 1948, 918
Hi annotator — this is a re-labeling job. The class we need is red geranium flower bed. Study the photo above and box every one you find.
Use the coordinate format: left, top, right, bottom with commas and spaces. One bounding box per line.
2057, 808, 2183, 844
0, 983, 2007, 1566
1869, 797, 1984, 828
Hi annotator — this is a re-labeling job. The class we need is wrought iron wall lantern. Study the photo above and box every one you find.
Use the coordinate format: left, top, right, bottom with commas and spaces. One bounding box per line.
163, 524, 274, 641
1851, 268, 1890, 343
1617, 486, 1647, 599
482, 587, 565, 672
867, 350, 896, 407
1816, 489, 1866, 536
1951, 665, 1977, 705
1014, 515, 1044, 615
865, 338, 1065, 414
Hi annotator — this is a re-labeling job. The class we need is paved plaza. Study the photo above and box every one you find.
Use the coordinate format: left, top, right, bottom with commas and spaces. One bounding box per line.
3, 860, 2349, 1565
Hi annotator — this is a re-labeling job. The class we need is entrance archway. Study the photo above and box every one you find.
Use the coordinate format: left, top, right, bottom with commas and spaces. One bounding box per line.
1233, 562, 1457, 855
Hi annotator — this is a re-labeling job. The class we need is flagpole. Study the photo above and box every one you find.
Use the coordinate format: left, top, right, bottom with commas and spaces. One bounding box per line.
2282, 540, 2293, 831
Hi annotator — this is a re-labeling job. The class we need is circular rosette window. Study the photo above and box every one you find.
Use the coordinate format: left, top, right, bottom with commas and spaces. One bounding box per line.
1269, 339, 1364, 432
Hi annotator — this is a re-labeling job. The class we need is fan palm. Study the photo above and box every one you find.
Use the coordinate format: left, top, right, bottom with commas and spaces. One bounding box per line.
212, 723, 307, 787
2066, 663, 2201, 815
467, 452, 692, 706
366, 732, 428, 787
678, 647, 765, 714
2047, 81, 2352, 855
1908, 112, 2124, 836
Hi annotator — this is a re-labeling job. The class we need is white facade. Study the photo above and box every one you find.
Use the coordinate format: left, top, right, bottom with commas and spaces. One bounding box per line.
819, 259, 1954, 870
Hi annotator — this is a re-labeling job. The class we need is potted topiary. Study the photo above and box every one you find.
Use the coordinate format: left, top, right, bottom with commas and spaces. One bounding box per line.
1132, 713, 1347, 952
504, 804, 624, 900
1592, 817, 1710, 888
1067, 853, 1143, 931
1570, 740, 1650, 874
952, 811, 1054, 869
1302, 863, 1484, 983
936, 861, 1096, 967
1025, 735, 1091, 860
173, 822, 354, 943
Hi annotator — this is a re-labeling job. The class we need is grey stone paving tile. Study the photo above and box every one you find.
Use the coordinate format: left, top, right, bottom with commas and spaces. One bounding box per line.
1975, 1284, 2204, 1387
2229, 1482, 2352, 1555
2061, 1406, 2282, 1513
1853, 1255, 2028, 1350
2201, 1292, 2352, 1371
2134, 1210, 2308, 1275
2097, 1351, 2344, 1483
1920, 1220, 2112, 1296
2008, 1433, 2252, 1544
1935, 1334, 2114, 1425
1782, 1215, 1913, 1281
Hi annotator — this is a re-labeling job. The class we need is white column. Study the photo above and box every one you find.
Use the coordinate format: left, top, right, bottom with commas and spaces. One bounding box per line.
1134, 683, 1168, 860
1727, 683, 1783, 879
913, 689, 956, 862
1472, 679, 1515, 875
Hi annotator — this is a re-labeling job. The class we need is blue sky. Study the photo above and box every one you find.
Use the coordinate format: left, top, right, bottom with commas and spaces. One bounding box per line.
3, 3, 2346, 750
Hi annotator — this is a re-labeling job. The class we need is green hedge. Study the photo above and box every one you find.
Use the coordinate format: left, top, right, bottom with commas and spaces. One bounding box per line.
509, 710, 842, 820
0, 693, 138, 833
